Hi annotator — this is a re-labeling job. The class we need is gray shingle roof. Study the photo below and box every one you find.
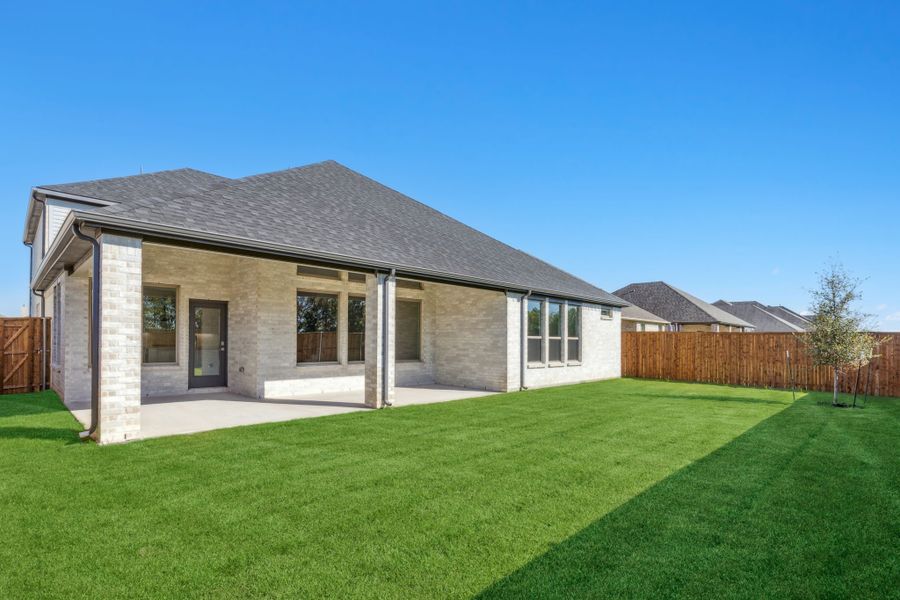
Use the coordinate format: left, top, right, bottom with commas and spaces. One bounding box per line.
59, 161, 623, 305
38, 168, 233, 203
765, 305, 812, 329
621, 304, 669, 324
713, 301, 809, 332
713, 301, 802, 332
614, 281, 753, 328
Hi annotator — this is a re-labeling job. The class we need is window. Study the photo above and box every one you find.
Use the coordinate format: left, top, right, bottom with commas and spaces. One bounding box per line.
348, 296, 366, 362
640, 322, 646, 332
527, 299, 543, 363
143, 287, 177, 363
567, 305, 580, 362
548, 302, 563, 362
396, 300, 421, 360
600, 307, 613, 320
297, 265, 341, 280
296, 293, 338, 363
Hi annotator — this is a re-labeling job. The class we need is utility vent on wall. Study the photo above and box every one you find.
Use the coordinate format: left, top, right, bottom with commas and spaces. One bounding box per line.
396, 279, 423, 290
297, 265, 341, 280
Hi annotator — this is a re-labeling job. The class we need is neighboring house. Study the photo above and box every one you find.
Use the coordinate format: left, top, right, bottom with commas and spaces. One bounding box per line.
23, 160, 626, 443
765, 305, 813, 330
621, 304, 670, 332
614, 281, 753, 332
713, 300, 810, 333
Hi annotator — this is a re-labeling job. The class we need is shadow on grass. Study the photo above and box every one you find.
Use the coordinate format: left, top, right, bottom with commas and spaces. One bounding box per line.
0, 391, 68, 419
0, 391, 82, 444
0, 426, 81, 443
476, 395, 893, 598
615, 390, 793, 407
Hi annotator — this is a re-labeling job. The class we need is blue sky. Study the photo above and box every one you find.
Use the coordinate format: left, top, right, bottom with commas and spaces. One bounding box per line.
2, 1, 898, 328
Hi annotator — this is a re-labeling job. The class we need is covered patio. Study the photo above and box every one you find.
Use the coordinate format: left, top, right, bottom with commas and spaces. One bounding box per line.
64, 384, 494, 440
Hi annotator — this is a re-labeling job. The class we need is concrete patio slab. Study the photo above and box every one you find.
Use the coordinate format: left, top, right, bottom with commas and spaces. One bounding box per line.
64, 384, 495, 440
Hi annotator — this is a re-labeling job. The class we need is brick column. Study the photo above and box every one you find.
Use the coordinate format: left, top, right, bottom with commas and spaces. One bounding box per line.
364, 273, 395, 408
96, 234, 142, 444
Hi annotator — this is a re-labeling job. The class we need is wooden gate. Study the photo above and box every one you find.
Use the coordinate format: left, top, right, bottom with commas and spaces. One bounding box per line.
1, 318, 50, 395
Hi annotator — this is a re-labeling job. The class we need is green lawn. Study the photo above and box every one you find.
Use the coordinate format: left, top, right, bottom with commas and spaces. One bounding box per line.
1, 380, 897, 598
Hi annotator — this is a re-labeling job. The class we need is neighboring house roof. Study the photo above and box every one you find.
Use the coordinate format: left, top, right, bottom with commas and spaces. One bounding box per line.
713, 300, 806, 332
30, 161, 626, 306
38, 168, 234, 204
614, 281, 753, 328
765, 305, 813, 329
621, 304, 669, 324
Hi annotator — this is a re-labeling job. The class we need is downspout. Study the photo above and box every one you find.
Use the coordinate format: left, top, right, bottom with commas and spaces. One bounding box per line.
520, 290, 532, 391
72, 221, 101, 438
382, 268, 396, 407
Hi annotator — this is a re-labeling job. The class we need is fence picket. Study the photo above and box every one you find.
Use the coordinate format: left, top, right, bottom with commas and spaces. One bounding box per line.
622, 331, 900, 398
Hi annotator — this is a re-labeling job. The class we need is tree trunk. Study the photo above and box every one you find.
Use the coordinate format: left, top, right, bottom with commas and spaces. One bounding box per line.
833, 370, 839, 406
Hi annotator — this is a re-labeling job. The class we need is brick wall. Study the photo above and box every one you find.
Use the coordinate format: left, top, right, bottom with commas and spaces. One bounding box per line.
97, 234, 142, 443
432, 283, 510, 391
508, 299, 621, 390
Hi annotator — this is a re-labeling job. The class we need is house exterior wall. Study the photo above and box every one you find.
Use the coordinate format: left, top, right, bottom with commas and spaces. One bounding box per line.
140, 244, 257, 397
140, 244, 437, 399
45, 269, 91, 405
141, 245, 622, 397
506, 295, 621, 390
61, 275, 91, 404
622, 319, 667, 332
432, 283, 510, 391
50, 242, 624, 439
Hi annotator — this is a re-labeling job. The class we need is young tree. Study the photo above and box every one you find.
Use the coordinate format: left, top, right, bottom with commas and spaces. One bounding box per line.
804, 263, 879, 406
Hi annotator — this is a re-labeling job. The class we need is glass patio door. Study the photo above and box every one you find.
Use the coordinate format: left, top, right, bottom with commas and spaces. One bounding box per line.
188, 300, 228, 388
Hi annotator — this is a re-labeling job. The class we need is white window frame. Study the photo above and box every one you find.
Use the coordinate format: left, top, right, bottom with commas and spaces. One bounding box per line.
547, 301, 564, 365
526, 298, 544, 365
566, 302, 581, 365
347, 295, 366, 363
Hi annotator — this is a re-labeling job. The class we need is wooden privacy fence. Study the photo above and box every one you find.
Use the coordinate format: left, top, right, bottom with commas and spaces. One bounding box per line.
622, 331, 900, 398
1, 318, 51, 395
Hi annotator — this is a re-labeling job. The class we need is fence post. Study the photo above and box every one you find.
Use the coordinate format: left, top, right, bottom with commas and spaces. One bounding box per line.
0, 319, 5, 394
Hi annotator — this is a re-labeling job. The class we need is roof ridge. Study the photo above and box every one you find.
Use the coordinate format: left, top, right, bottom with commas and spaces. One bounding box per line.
234, 159, 337, 182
